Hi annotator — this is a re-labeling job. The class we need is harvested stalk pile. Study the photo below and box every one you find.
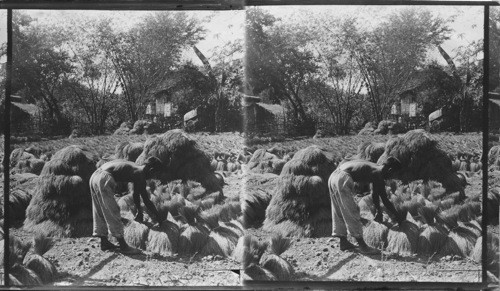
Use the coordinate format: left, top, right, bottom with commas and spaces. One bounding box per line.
386, 221, 419, 256
12, 158, 45, 175
363, 220, 389, 249
114, 141, 144, 162
355, 142, 386, 163
177, 205, 210, 255
23, 234, 58, 284
247, 149, 283, 174
135, 129, 222, 194
241, 189, 272, 229
377, 130, 465, 199
146, 220, 180, 256
24, 145, 98, 237
260, 234, 294, 281
262, 146, 337, 237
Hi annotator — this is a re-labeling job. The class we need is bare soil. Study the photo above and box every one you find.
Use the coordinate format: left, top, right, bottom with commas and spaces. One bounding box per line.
9, 171, 245, 287
244, 169, 484, 283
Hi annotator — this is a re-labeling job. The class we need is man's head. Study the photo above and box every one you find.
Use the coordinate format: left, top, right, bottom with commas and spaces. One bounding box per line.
143, 156, 163, 178
381, 156, 402, 179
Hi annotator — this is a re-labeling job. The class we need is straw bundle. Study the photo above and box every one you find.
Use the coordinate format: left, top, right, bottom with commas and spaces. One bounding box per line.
260, 254, 294, 281
177, 204, 210, 254
439, 226, 477, 257
124, 219, 150, 250
135, 129, 221, 194
363, 220, 389, 249
200, 226, 239, 257
377, 130, 464, 197
12, 158, 45, 175
10, 264, 42, 286
24, 174, 93, 237
9, 189, 32, 221
417, 224, 448, 256
355, 142, 385, 163
146, 220, 180, 256
114, 141, 144, 162
247, 149, 280, 174
10, 148, 36, 168
242, 189, 271, 229
24, 234, 57, 284
470, 234, 499, 273
386, 221, 419, 256
263, 146, 336, 237
242, 264, 276, 281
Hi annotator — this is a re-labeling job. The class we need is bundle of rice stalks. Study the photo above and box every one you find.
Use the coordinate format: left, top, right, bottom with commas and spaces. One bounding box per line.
24, 234, 57, 284
355, 142, 385, 163
439, 226, 477, 257
386, 221, 419, 256
263, 146, 336, 238
114, 141, 144, 162
417, 205, 438, 225
436, 207, 459, 230
489, 145, 500, 166
221, 219, 245, 237
146, 220, 180, 256
417, 224, 448, 256
486, 190, 499, 226
0, 235, 31, 268
242, 189, 271, 229
363, 220, 389, 249
10, 148, 36, 168
260, 253, 294, 281
12, 158, 45, 175
200, 225, 240, 257
242, 263, 277, 281
358, 195, 376, 219
10, 264, 42, 286
470, 233, 499, 274
247, 149, 280, 174
9, 189, 32, 221
236, 235, 268, 268
377, 130, 464, 198
124, 219, 150, 250
459, 221, 482, 238
41, 145, 98, 181
457, 202, 481, 222
135, 129, 222, 194
117, 193, 138, 215
164, 194, 186, 218
24, 174, 93, 238
178, 204, 209, 255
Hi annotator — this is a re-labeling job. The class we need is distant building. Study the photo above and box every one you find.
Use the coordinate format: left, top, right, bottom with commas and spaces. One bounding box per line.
0, 95, 42, 135
243, 95, 285, 135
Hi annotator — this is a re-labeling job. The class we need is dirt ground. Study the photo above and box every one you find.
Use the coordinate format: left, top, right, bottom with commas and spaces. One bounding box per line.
244, 170, 485, 283
10, 172, 245, 287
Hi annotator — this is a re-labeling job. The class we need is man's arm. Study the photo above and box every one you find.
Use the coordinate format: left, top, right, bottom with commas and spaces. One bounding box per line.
372, 177, 404, 223
135, 180, 162, 223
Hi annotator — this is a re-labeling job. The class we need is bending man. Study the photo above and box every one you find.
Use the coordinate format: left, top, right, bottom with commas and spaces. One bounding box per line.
90, 156, 164, 254
328, 157, 404, 255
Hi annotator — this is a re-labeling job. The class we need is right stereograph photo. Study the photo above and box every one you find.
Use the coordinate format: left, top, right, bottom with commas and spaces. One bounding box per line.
240, 5, 495, 283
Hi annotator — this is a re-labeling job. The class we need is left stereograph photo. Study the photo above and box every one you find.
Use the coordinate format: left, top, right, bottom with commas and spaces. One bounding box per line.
3, 9, 245, 286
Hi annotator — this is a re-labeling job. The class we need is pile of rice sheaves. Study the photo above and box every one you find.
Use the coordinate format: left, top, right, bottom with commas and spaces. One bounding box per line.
135, 129, 221, 194
23, 145, 98, 238
377, 130, 464, 195
262, 145, 337, 237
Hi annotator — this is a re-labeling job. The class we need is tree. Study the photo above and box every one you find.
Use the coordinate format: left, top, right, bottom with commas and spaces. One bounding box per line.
303, 16, 368, 135
106, 12, 205, 121
352, 8, 452, 122
245, 8, 318, 135
62, 17, 122, 135
12, 11, 74, 135
490, 8, 500, 92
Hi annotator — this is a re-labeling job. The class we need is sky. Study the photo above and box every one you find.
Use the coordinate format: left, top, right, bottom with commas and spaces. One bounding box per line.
0, 9, 245, 65
0, 6, 486, 66
251, 5, 484, 66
